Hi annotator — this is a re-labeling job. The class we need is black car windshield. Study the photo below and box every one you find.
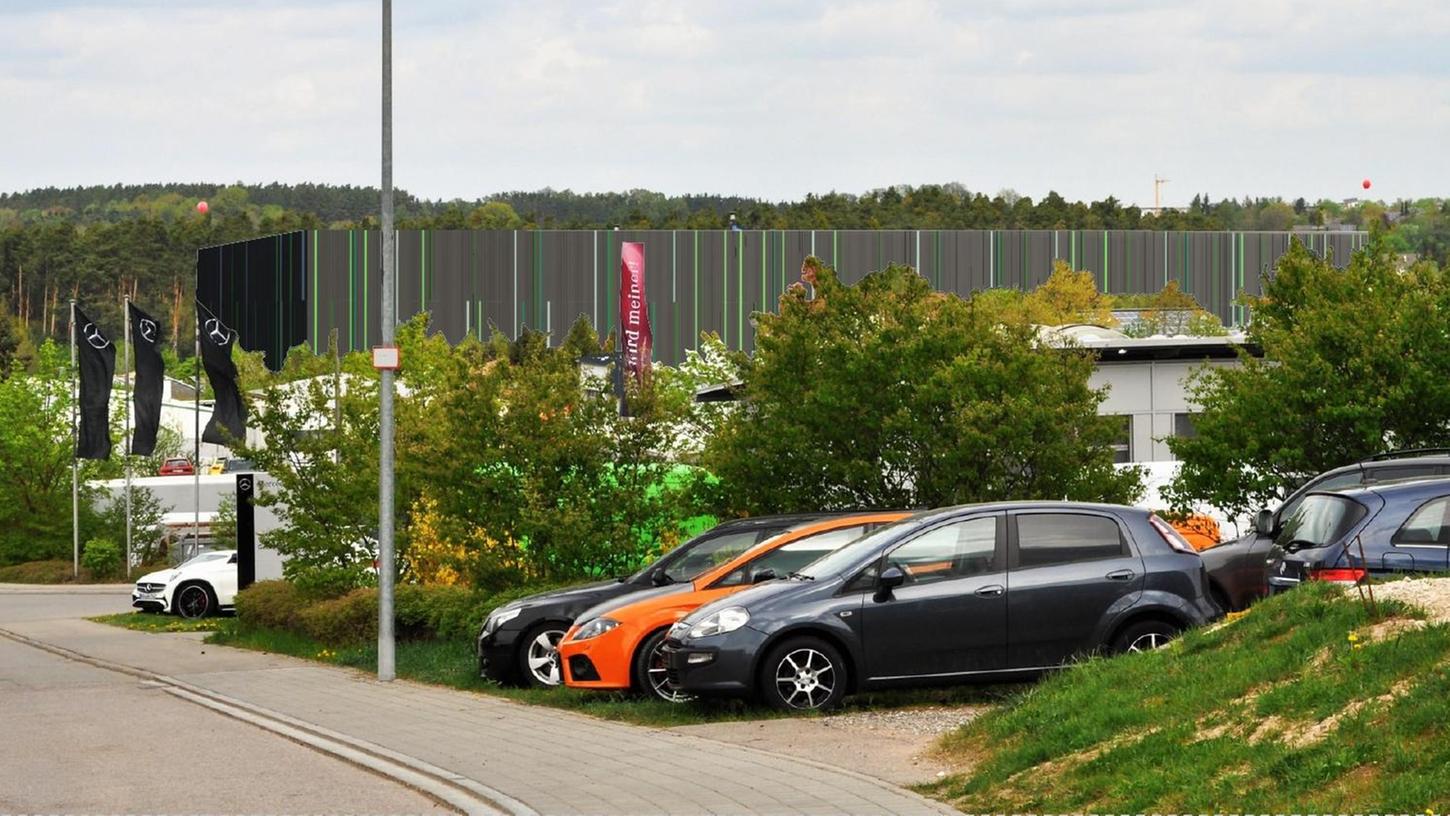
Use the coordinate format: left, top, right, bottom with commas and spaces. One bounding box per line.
794, 517, 918, 580
630, 528, 768, 584
1279, 494, 1366, 550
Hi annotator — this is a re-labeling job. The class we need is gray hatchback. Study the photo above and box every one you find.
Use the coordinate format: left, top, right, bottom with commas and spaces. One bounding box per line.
663, 501, 1219, 711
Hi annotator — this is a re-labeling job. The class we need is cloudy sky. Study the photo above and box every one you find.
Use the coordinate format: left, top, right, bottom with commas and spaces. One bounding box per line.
2, 0, 1446, 207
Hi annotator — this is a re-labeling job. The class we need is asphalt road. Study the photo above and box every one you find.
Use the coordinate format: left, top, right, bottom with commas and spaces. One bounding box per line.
0, 588, 447, 814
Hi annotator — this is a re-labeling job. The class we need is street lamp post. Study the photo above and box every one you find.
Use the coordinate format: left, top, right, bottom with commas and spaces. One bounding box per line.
377, 0, 396, 682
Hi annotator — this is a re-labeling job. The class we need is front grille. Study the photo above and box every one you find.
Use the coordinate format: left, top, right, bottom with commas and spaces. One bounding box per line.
136, 583, 165, 593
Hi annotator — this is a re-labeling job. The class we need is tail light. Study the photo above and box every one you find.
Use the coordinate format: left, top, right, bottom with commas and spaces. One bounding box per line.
1148, 515, 1198, 555
1309, 567, 1366, 584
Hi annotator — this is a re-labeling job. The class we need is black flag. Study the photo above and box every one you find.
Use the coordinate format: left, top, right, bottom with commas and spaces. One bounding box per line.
128, 302, 166, 456
74, 306, 116, 460
197, 301, 246, 445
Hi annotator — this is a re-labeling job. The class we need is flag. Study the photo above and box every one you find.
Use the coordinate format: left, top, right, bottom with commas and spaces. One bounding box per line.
197, 300, 246, 445
128, 302, 165, 456
617, 242, 653, 384
74, 306, 115, 460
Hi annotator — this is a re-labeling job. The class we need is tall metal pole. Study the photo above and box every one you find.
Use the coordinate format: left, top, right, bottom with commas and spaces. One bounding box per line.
124, 296, 133, 579
377, 0, 397, 682
69, 299, 79, 578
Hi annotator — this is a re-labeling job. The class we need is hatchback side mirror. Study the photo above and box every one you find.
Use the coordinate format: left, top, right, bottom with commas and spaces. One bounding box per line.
875, 565, 906, 601
750, 568, 778, 584
650, 570, 669, 587
1254, 509, 1275, 537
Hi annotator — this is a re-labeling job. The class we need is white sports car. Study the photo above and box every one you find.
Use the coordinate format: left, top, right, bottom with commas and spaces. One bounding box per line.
132, 550, 238, 618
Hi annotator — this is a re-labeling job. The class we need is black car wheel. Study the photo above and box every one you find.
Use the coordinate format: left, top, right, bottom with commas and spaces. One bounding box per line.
1113, 619, 1180, 654
760, 637, 847, 711
633, 628, 693, 704
517, 623, 567, 688
174, 583, 214, 619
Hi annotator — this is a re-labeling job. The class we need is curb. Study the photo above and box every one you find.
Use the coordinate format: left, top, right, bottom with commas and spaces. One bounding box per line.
0, 583, 133, 594
0, 626, 537, 816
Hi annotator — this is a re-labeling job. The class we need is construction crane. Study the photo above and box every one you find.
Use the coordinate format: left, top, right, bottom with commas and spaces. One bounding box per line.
1153, 175, 1170, 214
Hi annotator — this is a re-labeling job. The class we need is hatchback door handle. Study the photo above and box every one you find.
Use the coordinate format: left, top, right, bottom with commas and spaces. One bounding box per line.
975, 584, 1005, 597
1106, 569, 1136, 581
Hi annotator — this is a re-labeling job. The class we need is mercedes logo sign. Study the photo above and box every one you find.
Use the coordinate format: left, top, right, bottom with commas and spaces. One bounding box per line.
138, 317, 158, 344
238, 477, 252, 493
205, 318, 231, 346
82, 322, 110, 350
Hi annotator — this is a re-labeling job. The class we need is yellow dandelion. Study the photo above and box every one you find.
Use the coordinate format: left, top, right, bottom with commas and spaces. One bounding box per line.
1347, 632, 1360, 643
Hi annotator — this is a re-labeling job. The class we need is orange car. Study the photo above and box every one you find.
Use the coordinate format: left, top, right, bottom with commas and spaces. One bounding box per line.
558, 512, 908, 702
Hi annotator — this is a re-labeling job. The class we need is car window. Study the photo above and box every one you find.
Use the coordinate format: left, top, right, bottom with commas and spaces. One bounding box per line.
1015, 514, 1125, 568
1366, 464, 1443, 484
1279, 495, 1366, 549
1392, 496, 1450, 546
661, 530, 763, 583
714, 525, 871, 587
882, 517, 999, 585
1278, 471, 1362, 523
179, 551, 231, 568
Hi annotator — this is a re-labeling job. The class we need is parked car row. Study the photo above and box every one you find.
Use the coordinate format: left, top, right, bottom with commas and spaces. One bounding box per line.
480, 501, 1219, 710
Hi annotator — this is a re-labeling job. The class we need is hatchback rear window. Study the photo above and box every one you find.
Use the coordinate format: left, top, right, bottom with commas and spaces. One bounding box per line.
1279, 494, 1366, 550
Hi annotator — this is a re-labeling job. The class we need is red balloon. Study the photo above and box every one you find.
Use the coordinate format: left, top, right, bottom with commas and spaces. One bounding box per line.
1361, 179, 1371, 190
196, 200, 209, 214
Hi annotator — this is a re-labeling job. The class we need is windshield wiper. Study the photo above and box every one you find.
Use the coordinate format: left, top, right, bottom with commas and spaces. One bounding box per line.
788, 571, 815, 581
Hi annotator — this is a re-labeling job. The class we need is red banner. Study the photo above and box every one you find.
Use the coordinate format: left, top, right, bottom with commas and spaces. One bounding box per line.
618, 242, 652, 384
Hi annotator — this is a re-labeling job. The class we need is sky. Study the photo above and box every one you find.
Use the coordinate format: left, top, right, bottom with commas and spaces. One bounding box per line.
1, 0, 1446, 208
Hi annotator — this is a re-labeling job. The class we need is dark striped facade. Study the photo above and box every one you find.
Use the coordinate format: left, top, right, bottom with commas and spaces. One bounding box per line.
197, 229, 1367, 371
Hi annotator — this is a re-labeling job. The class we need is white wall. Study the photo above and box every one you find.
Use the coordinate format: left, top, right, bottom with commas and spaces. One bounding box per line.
1090, 358, 1240, 463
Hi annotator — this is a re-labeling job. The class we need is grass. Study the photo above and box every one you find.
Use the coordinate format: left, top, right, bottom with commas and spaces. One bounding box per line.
920, 581, 1450, 814
203, 620, 1020, 728
89, 611, 227, 633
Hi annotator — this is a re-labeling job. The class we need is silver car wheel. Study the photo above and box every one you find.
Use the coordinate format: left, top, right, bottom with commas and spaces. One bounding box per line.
773, 647, 836, 710
646, 641, 694, 703
1127, 632, 1169, 652
526, 629, 565, 686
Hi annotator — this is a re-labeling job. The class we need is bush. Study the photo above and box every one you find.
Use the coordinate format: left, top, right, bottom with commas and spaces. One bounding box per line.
234, 580, 306, 632
81, 537, 122, 580
298, 588, 378, 644
0, 559, 85, 584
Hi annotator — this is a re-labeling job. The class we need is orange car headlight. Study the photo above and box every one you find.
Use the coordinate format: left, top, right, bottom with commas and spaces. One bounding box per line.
571, 617, 620, 641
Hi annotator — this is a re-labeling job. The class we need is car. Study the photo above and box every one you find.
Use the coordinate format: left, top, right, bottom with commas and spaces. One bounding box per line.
558, 512, 908, 702
222, 457, 254, 474
131, 549, 238, 618
663, 501, 1217, 711
1202, 449, 1450, 611
1265, 478, 1450, 592
474, 514, 832, 688
158, 457, 195, 476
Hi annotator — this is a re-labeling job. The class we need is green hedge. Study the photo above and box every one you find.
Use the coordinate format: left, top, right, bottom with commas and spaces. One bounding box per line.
234, 580, 555, 647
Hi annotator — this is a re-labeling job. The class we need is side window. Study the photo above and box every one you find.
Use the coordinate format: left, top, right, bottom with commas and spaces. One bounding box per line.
1367, 465, 1443, 485
1015, 514, 1126, 568
1393, 497, 1450, 546
664, 530, 763, 582
1280, 471, 1362, 524
882, 517, 999, 586
714, 526, 868, 587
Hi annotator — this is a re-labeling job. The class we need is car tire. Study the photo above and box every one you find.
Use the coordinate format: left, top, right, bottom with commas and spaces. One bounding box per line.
1112, 619, 1180, 654
174, 582, 215, 619
759, 636, 847, 712
516, 623, 567, 688
632, 628, 693, 703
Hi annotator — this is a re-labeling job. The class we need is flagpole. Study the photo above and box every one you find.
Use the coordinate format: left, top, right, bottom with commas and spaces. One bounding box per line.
192, 307, 201, 562
124, 296, 133, 579
70, 299, 79, 579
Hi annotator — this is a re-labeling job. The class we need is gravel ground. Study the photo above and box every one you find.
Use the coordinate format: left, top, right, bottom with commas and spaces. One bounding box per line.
824, 704, 987, 737
1373, 576, 1450, 623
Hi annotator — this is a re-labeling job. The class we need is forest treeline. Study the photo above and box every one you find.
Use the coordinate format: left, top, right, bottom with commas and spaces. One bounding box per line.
3, 182, 1448, 364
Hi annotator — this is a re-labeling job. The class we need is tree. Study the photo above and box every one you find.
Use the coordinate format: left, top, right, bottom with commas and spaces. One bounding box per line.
1022, 261, 1116, 326
1166, 235, 1450, 519
700, 260, 1141, 514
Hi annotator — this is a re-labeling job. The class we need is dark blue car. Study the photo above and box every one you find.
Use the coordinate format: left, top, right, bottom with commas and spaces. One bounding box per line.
1267, 478, 1450, 590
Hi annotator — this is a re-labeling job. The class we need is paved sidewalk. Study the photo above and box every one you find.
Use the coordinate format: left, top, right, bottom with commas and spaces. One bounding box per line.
2, 618, 953, 816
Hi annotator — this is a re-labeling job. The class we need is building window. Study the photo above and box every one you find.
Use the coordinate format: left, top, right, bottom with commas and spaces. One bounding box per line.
1174, 413, 1199, 439
1109, 415, 1133, 463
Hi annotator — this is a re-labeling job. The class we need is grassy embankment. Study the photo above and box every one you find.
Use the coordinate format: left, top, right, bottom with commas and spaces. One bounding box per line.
922, 581, 1450, 814
0, 560, 98, 583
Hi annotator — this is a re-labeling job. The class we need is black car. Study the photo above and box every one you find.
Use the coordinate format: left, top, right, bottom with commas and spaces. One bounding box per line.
664, 501, 1217, 710
475, 514, 825, 687
1266, 478, 1450, 591
1203, 449, 1450, 611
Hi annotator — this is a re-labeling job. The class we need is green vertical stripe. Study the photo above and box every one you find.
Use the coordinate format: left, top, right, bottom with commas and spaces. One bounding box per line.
693, 231, 699, 343
362, 231, 368, 348
761, 231, 766, 314
737, 230, 744, 347
1101, 231, 1108, 291
311, 230, 319, 353
347, 230, 355, 350
721, 231, 728, 346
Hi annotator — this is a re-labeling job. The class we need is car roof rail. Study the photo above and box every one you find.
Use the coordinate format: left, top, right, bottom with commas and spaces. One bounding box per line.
1361, 448, 1450, 462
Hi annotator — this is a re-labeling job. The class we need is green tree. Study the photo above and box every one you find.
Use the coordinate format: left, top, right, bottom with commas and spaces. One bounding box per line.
1166, 235, 1450, 519
700, 260, 1140, 514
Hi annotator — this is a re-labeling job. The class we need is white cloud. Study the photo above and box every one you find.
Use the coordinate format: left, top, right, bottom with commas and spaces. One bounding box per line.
0, 0, 1446, 206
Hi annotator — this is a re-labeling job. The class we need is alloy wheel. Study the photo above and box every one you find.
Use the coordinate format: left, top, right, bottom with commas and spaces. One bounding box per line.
526, 629, 565, 686
176, 586, 210, 619
773, 647, 836, 710
1127, 632, 1169, 652
645, 641, 694, 703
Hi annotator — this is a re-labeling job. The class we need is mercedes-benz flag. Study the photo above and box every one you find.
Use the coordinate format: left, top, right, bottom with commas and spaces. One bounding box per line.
128, 302, 166, 456
197, 300, 246, 445
74, 306, 116, 460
